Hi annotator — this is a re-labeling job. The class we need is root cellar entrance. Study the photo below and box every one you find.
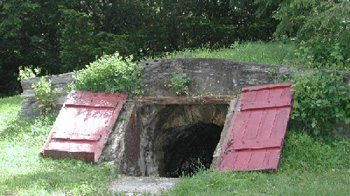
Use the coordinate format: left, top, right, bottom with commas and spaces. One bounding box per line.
121, 97, 233, 177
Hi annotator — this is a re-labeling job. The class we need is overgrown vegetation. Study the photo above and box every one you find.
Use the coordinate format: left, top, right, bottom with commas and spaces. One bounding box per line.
71, 52, 143, 95
0, 95, 21, 133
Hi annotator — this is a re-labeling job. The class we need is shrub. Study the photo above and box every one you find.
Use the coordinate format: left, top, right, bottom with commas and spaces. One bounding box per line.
295, 1, 350, 70
71, 52, 142, 94
32, 77, 58, 114
169, 70, 190, 95
290, 71, 350, 136
18, 66, 41, 80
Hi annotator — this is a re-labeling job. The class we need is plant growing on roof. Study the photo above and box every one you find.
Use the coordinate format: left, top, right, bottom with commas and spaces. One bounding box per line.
71, 52, 143, 95
169, 70, 190, 95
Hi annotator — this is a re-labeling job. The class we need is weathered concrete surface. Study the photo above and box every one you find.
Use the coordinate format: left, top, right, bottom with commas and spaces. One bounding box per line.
110, 176, 180, 195
139, 58, 291, 97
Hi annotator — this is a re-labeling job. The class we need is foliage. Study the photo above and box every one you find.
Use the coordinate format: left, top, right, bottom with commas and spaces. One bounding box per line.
17, 66, 41, 80
273, 0, 350, 69
0, 0, 279, 96
296, 1, 350, 69
0, 0, 62, 97
0, 112, 57, 143
169, 70, 190, 95
72, 52, 143, 94
290, 71, 350, 136
31, 77, 58, 114
59, 7, 98, 72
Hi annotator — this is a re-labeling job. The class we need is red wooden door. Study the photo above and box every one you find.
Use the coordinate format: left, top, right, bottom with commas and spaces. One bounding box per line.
42, 91, 128, 163
217, 83, 293, 171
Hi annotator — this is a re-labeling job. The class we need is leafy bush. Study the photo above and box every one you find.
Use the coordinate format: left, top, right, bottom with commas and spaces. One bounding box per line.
18, 66, 41, 80
290, 71, 350, 136
31, 77, 58, 114
169, 70, 190, 95
296, 1, 350, 70
71, 52, 142, 94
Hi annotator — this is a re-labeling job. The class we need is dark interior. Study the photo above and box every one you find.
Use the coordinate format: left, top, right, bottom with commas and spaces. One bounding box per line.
162, 122, 223, 177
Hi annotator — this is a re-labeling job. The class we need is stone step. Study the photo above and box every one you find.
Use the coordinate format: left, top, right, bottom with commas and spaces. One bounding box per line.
109, 176, 180, 195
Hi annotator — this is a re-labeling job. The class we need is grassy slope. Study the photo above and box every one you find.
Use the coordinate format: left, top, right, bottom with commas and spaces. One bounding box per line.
162, 41, 301, 67
0, 96, 115, 196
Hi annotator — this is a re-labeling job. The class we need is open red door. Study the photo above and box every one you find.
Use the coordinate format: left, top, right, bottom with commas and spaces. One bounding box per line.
42, 91, 128, 163
217, 83, 293, 171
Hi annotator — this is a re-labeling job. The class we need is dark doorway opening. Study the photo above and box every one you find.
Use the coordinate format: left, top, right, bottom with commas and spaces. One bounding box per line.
131, 102, 229, 177
162, 123, 223, 177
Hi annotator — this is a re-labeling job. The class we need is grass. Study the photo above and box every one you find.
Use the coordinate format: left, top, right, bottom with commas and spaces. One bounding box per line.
164, 132, 350, 195
0, 95, 21, 132
0, 96, 116, 196
162, 41, 301, 67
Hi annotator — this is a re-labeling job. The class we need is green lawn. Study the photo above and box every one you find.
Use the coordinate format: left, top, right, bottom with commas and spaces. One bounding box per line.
1, 95, 350, 195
